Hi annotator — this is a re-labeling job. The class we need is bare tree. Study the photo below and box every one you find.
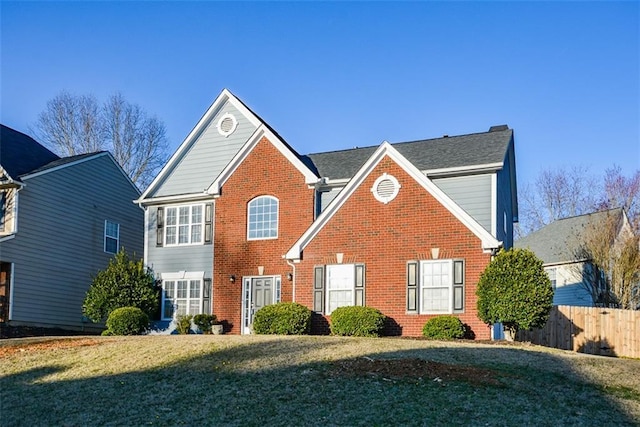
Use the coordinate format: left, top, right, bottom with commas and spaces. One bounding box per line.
572, 210, 640, 310
33, 91, 103, 155
102, 93, 168, 189
517, 166, 598, 237
599, 165, 640, 232
32, 91, 168, 189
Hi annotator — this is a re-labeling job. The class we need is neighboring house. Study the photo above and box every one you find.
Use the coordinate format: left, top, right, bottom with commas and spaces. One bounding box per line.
137, 89, 517, 339
0, 125, 143, 332
515, 208, 633, 307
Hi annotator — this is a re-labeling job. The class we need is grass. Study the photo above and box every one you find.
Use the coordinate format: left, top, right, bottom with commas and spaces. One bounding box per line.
1, 335, 639, 426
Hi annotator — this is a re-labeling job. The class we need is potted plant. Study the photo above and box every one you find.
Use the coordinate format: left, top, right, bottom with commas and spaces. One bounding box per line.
193, 314, 223, 335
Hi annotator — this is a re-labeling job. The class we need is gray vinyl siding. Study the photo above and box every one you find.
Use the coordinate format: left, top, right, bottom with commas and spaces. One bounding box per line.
146, 205, 213, 277
153, 102, 257, 197
0, 155, 143, 329
317, 187, 343, 216
432, 174, 492, 233
496, 149, 514, 248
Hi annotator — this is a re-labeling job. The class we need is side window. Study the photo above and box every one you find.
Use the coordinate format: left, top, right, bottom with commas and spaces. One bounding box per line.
322, 264, 365, 315
247, 196, 278, 240
156, 203, 213, 247
407, 259, 465, 314
104, 220, 120, 254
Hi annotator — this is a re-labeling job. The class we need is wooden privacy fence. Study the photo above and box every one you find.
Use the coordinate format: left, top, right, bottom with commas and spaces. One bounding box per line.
517, 305, 640, 358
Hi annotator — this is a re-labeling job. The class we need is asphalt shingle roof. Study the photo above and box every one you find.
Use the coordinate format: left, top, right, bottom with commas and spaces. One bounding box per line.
305, 127, 513, 180
0, 124, 60, 180
514, 208, 624, 264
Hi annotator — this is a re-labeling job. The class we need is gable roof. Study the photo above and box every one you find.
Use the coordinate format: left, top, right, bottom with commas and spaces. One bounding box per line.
0, 124, 60, 181
138, 89, 262, 201
207, 124, 318, 196
305, 127, 513, 181
286, 142, 502, 261
514, 208, 627, 265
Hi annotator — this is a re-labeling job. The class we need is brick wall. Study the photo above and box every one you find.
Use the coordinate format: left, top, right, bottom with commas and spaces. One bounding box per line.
294, 156, 493, 339
212, 136, 314, 333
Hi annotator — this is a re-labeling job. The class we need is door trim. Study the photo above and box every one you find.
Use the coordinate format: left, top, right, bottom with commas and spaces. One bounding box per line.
241, 275, 281, 335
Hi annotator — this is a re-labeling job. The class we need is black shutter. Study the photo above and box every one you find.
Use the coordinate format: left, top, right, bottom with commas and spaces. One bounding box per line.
203, 278, 212, 315
355, 264, 365, 306
313, 266, 325, 313
156, 207, 164, 247
453, 260, 465, 312
204, 203, 213, 244
407, 261, 418, 312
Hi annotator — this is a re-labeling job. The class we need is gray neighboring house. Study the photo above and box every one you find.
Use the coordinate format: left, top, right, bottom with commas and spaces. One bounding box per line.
0, 125, 143, 333
515, 208, 633, 307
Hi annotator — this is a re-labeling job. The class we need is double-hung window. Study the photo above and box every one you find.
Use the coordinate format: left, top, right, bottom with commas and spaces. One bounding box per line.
247, 196, 278, 240
161, 272, 211, 320
104, 220, 120, 254
165, 204, 203, 245
407, 259, 465, 314
313, 264, 365, 315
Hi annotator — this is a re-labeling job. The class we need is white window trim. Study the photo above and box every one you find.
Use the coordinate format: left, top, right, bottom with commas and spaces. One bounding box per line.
419, 259, 454, 315
325, 264, 356, 315
0, 189, 18, 236
164, 203, 205, 246
161, 271, 205, 321
104, 220, 120, 254
247, 196, 279, 241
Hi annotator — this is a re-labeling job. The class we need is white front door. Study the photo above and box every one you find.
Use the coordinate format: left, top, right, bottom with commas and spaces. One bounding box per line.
242, 276, 281, 334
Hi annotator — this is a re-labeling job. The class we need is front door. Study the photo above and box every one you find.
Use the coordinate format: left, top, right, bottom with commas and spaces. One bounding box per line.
0, 263, 11, 323
242, 276, 280, 334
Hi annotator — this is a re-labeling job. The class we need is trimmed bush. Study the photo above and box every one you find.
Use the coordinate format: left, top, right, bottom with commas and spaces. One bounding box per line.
193, 314, 217, 334
253, 302, 311, 335
105, 306, 149, 336
477, 248, 553, 338
422, 315, 465, 340
330, 306, 386, 337
83, 249, 159, 323
176, 315, 193, 334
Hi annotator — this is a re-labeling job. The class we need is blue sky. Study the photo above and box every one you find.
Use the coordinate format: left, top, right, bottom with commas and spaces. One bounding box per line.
1, 1, 638, 187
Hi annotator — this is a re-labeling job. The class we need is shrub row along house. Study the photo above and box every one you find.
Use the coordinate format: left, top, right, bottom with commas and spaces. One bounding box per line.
137, 90, 517, 339
0, 125, 143, 334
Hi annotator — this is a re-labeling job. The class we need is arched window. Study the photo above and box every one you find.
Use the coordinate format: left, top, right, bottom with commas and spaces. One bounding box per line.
247, 196, 278, 240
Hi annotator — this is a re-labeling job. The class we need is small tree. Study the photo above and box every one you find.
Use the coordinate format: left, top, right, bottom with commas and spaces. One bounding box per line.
83, 249, 159, 323
477, 248, 553, 338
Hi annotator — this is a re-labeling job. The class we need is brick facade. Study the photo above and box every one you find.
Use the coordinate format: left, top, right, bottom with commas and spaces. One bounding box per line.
293, 156, 492, 339
212, 136, 314, 334
213, 138, 493, 339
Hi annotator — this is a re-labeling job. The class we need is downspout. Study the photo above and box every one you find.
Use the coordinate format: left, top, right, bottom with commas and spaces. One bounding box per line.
286, 259, 297, 302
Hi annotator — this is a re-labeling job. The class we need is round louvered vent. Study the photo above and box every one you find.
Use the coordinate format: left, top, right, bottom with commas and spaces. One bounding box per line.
371, 173, 400, 204
216, 113, 238, 137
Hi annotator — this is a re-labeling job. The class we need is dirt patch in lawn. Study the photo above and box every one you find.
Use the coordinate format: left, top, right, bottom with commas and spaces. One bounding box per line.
0, 338, 105, 358
330, 357, 502, 386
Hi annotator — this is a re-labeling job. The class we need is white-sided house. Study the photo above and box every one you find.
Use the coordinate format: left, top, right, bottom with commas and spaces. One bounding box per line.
136, 89, 518, 338
515, 208, 633, 307
0, 125, 143, 333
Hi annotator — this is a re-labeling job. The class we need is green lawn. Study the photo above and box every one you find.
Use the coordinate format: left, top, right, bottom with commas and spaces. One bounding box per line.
1, 335, 639, 426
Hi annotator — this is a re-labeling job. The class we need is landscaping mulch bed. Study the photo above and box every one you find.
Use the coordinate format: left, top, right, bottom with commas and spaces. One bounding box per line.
330, 356, 502, 386
0, 338, 104, 358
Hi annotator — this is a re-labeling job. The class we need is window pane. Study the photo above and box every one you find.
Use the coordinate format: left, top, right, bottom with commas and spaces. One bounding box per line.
163, 300, 174, 319
105, 237, 118, 254
192, 205, 202, 223
164, 281, 175, 298
188, 300, 200, 314
190, 280, 201, 298
191, 224, 202, 243
178, 225, 189, 243
166, 208, 176, 226
179, 207, 189, 224
247, 196, 278, 239
166, 227, 176, 245
175, 300, 187, 316
177, 280, 188, 298
422, 288, 449, 312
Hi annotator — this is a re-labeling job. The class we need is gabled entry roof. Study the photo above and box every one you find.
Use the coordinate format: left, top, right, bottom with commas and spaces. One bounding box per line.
286, 142, 502, 261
